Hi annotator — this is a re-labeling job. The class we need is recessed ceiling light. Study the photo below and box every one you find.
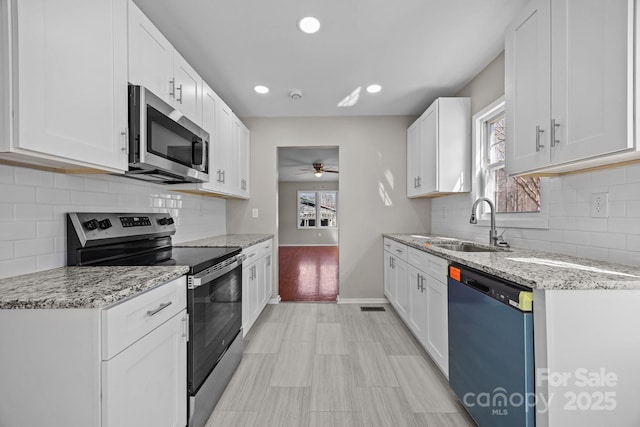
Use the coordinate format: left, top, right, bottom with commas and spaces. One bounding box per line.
298, 16, 321, 34
254, 85, 269, 94
366, 84, 382, 94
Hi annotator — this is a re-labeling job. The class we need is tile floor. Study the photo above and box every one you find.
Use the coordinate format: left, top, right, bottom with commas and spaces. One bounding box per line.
205, 302, 476, 427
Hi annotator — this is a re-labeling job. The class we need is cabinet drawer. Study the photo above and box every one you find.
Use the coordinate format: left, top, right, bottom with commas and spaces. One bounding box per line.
243, 243, 260, 263
102, 276, 186, 360
260, 239, 273, 256
383, 238, 408, 261
408, 247, 448, 280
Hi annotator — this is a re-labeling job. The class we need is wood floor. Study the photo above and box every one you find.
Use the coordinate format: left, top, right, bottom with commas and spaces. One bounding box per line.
279, 246, 339, 302
205, 302, 476, 427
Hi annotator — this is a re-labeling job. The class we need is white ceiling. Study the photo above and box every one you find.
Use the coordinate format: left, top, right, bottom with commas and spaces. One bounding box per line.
278, 147, 339, 182
132, 0, 527, 118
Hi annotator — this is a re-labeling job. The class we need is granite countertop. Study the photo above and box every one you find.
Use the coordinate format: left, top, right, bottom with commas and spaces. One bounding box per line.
0, 266, 190, 310
384, 233, 640, 291
181, 234, 273, 249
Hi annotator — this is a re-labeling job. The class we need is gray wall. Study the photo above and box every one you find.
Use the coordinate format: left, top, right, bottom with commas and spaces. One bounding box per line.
278, 181, 339, 246
227, 116, 431, 300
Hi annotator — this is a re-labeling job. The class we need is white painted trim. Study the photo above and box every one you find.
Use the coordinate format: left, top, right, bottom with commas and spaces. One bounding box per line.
278, 244, 339, 247
336, 296, 389, 305
268, 295, 282, 304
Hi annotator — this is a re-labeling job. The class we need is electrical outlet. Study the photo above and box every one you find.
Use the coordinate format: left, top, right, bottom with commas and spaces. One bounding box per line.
591, 193, 608, 218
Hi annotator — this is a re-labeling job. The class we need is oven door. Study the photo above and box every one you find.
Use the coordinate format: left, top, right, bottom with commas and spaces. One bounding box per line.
187, 257, 242, 394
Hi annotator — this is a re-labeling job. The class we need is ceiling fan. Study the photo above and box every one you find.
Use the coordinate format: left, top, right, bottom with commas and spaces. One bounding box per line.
297, 162, 339, 178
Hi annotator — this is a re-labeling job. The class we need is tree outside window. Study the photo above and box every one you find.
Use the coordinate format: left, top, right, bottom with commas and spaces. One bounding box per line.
482, 110, 540, 213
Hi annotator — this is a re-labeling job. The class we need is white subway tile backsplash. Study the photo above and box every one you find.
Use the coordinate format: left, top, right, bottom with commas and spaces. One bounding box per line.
0, 184, 36, 203
15, 204, 54, 222
0, 165, 14, 183
15, 238, 54, 258
0, 164, 227, 279
15, 168, 54, 188
0, 222, 37, 240
432, 163, 640, 267
0, 257, 37, 278
0, 241, 14, 260
36, 188, 71, 205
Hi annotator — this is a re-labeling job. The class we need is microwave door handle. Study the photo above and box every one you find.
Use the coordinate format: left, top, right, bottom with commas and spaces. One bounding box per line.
192, 137, 203, 168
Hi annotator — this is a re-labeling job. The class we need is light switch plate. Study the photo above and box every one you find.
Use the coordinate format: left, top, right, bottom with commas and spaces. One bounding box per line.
252, 208, 259, 218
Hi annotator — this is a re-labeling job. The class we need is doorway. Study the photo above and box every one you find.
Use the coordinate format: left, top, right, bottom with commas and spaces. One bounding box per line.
277, 147, 339, 302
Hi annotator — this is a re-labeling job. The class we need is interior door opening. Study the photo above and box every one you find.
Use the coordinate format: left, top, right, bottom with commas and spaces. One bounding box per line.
277, 147, 339, 302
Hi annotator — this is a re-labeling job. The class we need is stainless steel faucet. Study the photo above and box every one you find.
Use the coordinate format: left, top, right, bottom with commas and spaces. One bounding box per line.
470, 197, 499, 246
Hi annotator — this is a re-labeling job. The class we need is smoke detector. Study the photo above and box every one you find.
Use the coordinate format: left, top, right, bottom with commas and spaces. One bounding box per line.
289, 90, 303, 100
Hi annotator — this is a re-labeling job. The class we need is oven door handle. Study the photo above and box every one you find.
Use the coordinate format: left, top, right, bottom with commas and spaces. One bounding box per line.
188, 255, 243, 289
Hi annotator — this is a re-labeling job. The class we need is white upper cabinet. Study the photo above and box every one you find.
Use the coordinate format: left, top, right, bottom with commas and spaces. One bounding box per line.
406, 97, 471, 198
0, 0, 129, 173
506, 0, 635, 175
128, 1, 202, 126
237, 121, 251, 199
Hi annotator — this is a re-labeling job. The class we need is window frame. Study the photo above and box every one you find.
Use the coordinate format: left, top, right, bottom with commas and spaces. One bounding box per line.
297, 190, 338, 229
473, 96, 549, 229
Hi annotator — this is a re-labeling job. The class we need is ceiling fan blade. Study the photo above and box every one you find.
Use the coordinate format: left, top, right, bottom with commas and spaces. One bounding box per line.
325, 170, 339, 173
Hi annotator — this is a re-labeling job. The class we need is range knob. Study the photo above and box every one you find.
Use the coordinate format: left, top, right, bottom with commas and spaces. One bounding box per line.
83, 219, 98, 231
158, 217, 173, 226
98, 218, 112, 230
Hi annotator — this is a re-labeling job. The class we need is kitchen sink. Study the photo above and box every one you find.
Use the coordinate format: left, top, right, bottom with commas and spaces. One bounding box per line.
431, 243, 504, 253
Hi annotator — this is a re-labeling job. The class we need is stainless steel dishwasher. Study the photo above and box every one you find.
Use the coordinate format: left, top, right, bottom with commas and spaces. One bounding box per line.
448, 263, 535, 427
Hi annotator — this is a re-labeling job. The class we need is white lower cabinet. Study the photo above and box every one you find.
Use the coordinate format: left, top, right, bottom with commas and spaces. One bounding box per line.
384, 240, 449, 377
383, 238, 409, 321
0, 275, 188, 427
242, 239, 273, 336
102, 310, 187, 427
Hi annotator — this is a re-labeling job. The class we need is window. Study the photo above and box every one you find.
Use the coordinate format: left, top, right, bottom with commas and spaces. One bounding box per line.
475, 97, 547, 228
298, 191, 338, 229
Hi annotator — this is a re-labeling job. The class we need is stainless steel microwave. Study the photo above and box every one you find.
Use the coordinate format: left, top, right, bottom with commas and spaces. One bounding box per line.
126, 85, 209, 184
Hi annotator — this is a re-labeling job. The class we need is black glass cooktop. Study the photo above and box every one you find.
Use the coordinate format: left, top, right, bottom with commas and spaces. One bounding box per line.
96, 245, 241, 274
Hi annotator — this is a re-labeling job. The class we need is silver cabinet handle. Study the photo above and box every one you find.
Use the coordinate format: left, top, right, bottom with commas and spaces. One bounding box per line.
395, 248, 403, 254
551, 119, 560, 147
535, 125, 544, 152
120, 129, 128, 153
221, 170, 226, 184
417, 176, 422, 188
176, 84, 183, 104
182, 313, 189, 341
169, 78, 176, 98
417, 274, 421, 290
146, 301, 172, 317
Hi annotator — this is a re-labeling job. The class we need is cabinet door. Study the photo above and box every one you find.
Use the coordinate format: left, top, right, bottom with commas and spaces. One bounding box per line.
394, 257, 409, 321
230, 116, 243, 196
549, 0, 633, 165
238, 123, 251, 199
173, 51, 202, 126
425, 277, 448, 377
408, 266, 428, 344
213, 100, 233, 193
102, 311, 187, 427
14, 0, 128, 172
418, 104, 438, 194
128, 1, 174, 105
505, 0, 551, 175
262, 253, 273, 306
383, 251, 395, 302
200, 83, 223, 192
406, 121, 420, 198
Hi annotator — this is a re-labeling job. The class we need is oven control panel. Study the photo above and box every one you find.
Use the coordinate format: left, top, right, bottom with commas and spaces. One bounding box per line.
67, 212, 176, 246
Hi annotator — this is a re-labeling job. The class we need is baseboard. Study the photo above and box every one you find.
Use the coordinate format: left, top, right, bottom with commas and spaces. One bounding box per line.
336, 296, 390, 305
278, 244, 338, 247
268, 295, 282, 304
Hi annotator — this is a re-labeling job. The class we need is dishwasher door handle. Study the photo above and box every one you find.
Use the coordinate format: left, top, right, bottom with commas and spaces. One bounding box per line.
465, 279, 490, 294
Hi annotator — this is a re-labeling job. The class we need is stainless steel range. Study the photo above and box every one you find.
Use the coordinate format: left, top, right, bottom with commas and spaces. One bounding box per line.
66, 212, 243, 427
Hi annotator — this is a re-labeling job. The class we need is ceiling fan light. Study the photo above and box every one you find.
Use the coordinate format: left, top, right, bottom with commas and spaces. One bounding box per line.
314, 171, 323, 178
